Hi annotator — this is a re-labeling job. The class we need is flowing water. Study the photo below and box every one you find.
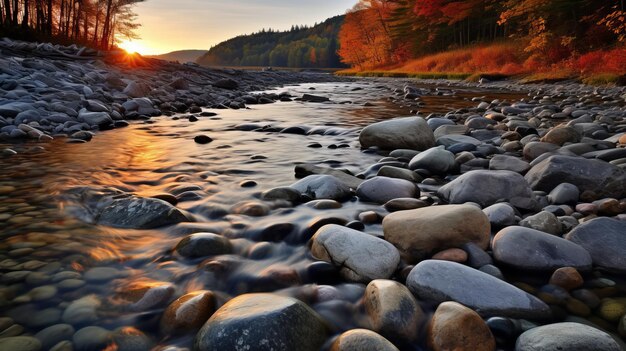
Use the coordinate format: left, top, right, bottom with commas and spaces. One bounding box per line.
0, 81, 530, 349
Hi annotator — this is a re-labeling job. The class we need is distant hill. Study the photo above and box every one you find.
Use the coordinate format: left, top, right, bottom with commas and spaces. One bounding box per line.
197, 15, 347, 69
149, 50, 209, 63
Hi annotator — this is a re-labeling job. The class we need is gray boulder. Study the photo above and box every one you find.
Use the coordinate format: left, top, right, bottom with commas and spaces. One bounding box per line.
78, 110, 112, 127
359, 117, 435, 151
310, 224, 400, 283
515, 322, 620, 351
356, 176, 418, 204
525, 155, 626, 199
438, 170, 534, 208
407, 260, 550, 319
565, 218, 626, 274
291, 175, 353, 201
194, 293, 327, 351
493, 226, 592, 272
408, 146, 456, 174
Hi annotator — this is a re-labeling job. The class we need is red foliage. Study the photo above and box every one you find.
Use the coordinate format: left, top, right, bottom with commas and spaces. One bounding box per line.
575, 48, 626, 74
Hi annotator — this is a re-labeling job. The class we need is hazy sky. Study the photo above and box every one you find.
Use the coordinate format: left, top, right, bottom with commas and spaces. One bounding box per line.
129, 0, 357, 55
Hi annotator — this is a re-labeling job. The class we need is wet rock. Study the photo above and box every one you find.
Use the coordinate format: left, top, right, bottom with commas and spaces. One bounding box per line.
73, 326, 112, 351
110, 327, 153, 351
407, 260, 550, 319
175, 233, 232, 258
194, 135, 213, 144
432, 248, 468, 263
565, 218, 626, 274
194, 293, 327, 351
377, 166, 423, 183
0, 337, 42, 351
519, 211, 562, 235
384, 198, 429, 212
84, 267, 124, 283
160, 291, 217, 335
408, 146, 456, 174
117, 281, 175, 312
428, 301, 496, 351
548, 183, 579, 205
330, 329, 399, 351
356, 176, 418, 204
383, 204, 490, 263
541, 126, 582, 145
78, 111, 112, 127
64, 187, 189, 229
291, 175, 353, 201
438, 170, 534, 208
301, 94, 329, 102
482, 203, 517, 227
549, 267, 584, 290
231, 201, 270, 216
310, 224, 400, 283
35, 324, 75, 351
515, 322, 620, 351
489, 155, 531, 174
359, 117, 435, 151
525, 155, 626, 199
62, 295, 100, 325
260, 186, 301, 202
493, 226, 592, 272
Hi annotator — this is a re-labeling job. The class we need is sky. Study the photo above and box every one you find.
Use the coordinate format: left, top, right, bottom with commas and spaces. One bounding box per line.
127, 0, 357, 55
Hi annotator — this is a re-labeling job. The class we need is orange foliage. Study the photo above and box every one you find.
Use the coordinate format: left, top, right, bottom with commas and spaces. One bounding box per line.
574, 48, 626, 74
392, 43, 527, 75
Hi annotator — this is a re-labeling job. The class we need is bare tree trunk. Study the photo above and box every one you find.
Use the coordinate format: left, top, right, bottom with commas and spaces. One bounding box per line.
12, 0, 17, 25
101, 0, 113, 49
22, 0, 30, 28
46, 0, 51, 34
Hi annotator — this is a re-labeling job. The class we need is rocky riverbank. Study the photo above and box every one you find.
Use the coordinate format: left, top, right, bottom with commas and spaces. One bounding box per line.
0, 38, 345, 149
1, 38, 626, 351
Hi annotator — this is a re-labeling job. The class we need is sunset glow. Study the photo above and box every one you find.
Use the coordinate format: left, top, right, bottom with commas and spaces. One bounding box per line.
118, 39, 149, 55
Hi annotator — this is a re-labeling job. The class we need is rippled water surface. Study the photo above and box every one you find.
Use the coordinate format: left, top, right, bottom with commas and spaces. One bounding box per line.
0, 81, 531, 349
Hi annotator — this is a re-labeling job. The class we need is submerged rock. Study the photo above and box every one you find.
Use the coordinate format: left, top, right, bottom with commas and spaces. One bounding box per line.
63, 187, 190, 229
291, 175, 353, 201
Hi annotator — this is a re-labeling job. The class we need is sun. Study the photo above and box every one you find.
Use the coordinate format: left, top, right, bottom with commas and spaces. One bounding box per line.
118, 39, 147, 55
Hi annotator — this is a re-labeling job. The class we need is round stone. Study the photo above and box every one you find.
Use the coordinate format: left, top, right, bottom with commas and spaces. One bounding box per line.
160, 291, 217, 335
0, 337, 42, 351
515, 322, 620, 351
428, 301, 496, 351
175, 233, 232, 258
331, 329, 399, 351
194, 293, 327, 351
549, 267, 584, 291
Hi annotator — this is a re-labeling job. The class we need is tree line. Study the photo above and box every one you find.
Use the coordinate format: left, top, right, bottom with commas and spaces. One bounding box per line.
197, 15, 347, 68
339, 0, 626, 69
0, 0, 144, 50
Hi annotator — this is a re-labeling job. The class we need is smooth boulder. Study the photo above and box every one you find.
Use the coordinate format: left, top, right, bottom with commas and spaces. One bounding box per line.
356, 176, 418, 204
525, 155, 626, 199
428, 301, 496, 351
383, 204, 490, 263
493, 226, 592, 272
331, 329, 399, 351
408, 146, 456, 174
565, 218, 626, 274
310, 224, 400, 283
364, 280, 424, 342
407, 260, 550, 319
515, 322, 620, 351
291, 175, 353, 201
359, 117, 435, 151
438, 170, 534, 208
194, 293, 327, 351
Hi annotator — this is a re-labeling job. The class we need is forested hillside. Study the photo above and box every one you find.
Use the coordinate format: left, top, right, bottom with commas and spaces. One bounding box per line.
339, 0, 626, 77
196, 15, 347, 68
0, 0, 144, 50
149, 49, 208, 63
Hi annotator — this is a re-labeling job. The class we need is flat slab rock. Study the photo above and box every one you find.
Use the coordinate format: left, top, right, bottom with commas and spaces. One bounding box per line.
407, 260, 550, 319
